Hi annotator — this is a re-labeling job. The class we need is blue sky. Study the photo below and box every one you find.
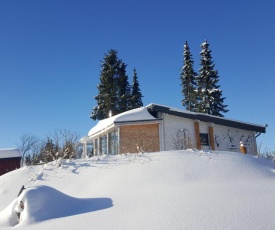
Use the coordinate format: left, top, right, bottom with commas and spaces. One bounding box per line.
0, 0, 274, 151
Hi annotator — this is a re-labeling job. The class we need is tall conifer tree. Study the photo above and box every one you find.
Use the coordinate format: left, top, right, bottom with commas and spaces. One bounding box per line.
117, 62, 131, 113
90, 49, 131, 120
180, 41, 197, 111
196, 40, 228, 117
129, 68, 143, 109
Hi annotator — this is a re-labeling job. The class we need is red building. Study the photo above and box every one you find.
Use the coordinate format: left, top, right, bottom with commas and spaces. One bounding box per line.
0, 149, 22, 176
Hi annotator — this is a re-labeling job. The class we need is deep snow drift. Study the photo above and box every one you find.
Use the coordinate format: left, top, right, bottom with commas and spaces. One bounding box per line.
0, 150, 274, 230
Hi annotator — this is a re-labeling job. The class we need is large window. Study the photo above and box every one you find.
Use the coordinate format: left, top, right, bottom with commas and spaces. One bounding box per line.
86, 143, 94, 157
94, 139, 98, 155
100, 135, 107, 155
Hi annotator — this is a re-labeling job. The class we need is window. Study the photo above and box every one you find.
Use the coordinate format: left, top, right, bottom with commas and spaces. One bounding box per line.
200, 133, 209, 146
109, 130, 119, 155
94, 139, 98, 155
87, 144, 94, 157
100, 135, 107, 155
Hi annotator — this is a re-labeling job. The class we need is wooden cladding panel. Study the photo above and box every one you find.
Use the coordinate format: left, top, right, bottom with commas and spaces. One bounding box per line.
120, 124, 160, 154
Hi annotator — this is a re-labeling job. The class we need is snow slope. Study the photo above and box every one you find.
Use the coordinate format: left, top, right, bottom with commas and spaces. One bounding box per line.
0, 150, 274, 230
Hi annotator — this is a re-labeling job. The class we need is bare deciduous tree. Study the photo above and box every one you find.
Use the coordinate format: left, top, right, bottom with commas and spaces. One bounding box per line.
45, 129, 80, 164
16, 133, 40, 166
17, 130, 80, 166
170, 129, 192, 150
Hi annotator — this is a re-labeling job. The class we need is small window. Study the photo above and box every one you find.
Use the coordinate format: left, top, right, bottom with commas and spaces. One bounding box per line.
200, 133, 209, 146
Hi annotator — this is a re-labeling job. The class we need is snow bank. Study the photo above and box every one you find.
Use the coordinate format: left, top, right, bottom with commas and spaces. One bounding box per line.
0, 150, 274, 230
0, 185, 112, 227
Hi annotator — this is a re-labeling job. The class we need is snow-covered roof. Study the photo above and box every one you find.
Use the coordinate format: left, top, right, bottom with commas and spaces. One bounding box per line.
0, 148, 22, 159
86, 103, 266, 140
147, 103, 267, 133
88, 107, 160, 137
79, 136, 91, 144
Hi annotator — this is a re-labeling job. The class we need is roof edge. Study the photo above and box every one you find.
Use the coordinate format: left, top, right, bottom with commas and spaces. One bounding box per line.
146, 103, 266, 133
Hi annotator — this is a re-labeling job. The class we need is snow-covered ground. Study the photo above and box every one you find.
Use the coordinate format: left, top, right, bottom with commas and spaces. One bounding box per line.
0, 150, 274, 230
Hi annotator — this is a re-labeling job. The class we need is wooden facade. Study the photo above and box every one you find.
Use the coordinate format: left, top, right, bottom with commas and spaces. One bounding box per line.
0, 149, 22, 176
120, 124, 160, 154
0, 157, 21, 176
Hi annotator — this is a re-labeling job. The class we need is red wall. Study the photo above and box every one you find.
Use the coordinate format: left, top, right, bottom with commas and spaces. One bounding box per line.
0, 157, 21, 176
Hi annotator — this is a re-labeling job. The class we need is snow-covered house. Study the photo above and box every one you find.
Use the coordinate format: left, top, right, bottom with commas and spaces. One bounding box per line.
79, 104, 266, 157
0, 149, 22, 176
79, 107, 162, 157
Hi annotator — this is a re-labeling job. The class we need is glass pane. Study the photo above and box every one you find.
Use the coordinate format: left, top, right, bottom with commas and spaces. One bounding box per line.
200, 133, 209, 146
109, 130, 118, 155
100, 136, 107, 155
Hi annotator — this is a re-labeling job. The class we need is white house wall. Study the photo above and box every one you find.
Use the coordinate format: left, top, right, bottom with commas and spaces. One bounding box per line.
162, 113, 257, 154
198, 120, 209, 134
162, 114, 196, 151
213, 124, 257, 154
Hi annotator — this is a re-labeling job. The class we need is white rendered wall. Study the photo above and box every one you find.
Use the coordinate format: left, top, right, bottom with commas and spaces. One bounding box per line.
162, 114, 196, 151
162, 114, 257, 154
213, 124, 257, 154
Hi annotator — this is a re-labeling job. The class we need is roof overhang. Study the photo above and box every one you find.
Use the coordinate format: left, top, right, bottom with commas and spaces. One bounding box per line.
79, 136, 93, 144
147, 103, 267, 133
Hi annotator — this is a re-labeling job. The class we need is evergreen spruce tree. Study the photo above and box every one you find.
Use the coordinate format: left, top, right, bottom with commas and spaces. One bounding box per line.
117, 62, 131, 113
90, 49, 132, 120
196, 40, 228, 117
180, 41, 197, 111
90, 49, 119, 120
129, 68, 143, 109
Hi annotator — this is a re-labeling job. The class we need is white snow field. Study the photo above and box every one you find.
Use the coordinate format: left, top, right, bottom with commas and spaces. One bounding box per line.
0, 150, 274, 230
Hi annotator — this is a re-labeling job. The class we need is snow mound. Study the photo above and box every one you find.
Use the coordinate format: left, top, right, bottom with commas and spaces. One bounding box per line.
0, 185, 112, 228
0, 150, 274, 230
